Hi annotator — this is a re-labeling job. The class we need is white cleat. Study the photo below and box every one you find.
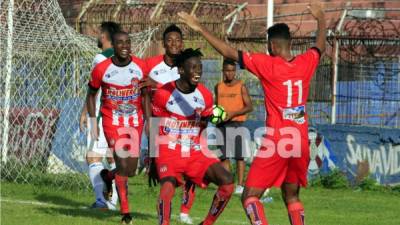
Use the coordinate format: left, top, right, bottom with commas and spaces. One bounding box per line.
106, 201, 118, 211
179, 213, 194, 224
234, 185, 244, 195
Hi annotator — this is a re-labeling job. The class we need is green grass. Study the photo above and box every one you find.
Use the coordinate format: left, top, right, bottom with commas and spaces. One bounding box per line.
1, 175, 399, 225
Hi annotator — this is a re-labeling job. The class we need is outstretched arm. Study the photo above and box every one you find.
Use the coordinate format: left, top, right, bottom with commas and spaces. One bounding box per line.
178, 12, 239, 61
308, 0, 326, 53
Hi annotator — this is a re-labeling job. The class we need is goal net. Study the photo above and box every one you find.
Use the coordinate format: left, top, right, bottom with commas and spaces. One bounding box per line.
0, 0, 158, 190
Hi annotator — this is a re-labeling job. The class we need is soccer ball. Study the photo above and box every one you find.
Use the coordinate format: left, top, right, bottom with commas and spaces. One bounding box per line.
210, 105, 226, 124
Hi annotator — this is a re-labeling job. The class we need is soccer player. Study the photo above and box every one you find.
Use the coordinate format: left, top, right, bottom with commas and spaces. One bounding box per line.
152, 48, 234, 225
215, 58, 253, 194
178, 1, 326, 224
145, 24, 197, 224
79, 21, 120, 210
87, 31, 150, 224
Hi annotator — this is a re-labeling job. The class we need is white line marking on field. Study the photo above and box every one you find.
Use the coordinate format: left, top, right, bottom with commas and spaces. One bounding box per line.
0, 198, 248, 224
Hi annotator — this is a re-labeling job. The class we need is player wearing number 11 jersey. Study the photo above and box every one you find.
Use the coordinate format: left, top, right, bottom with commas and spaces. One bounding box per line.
178, 1, 326, 225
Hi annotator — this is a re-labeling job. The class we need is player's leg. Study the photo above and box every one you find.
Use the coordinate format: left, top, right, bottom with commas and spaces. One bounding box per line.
217, 123, 231, 172
113, 150, 138, 219
179, 180, 195, 224
235, 159, 245, 194
158, 177, 177, 225
105, 153, 118, 209
200, 163, 234, 225
241, 148, 288, 225
241, 187, 268, 225
234, 129, 246, 194
281, 141, 309, 225
86, 151, 108, 209
101, 126, 141, 224
282, 183, 305, 225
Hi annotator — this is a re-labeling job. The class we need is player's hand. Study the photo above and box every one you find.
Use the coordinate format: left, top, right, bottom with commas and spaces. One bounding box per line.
308, 0, 324, 19
178, 12, 202, 32
79, 110, 87, 132
89, 117, 99, 140
139, 77, 157, 89
224, 111, 233, 121
147, 158, 159, 187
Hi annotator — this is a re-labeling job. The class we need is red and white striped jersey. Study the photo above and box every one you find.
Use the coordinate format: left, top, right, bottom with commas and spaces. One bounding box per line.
152, 82, 213, 152
146, 55, 180, 88
89, 56, 148, 127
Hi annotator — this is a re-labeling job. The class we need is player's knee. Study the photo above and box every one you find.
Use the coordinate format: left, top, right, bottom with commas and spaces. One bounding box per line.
241, 188, 263, 204
284, 194, 299, 204
126, 170, 136, 177
219, 171, 234, 185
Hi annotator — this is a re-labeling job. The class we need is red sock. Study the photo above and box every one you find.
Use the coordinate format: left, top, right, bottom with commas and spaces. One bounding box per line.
180, 181, 196, 214
243, 197, 269, 225
115, 174, 129, 214
202, 184, 234, 225
288, 201, 305, 225
158, 182, 175, 225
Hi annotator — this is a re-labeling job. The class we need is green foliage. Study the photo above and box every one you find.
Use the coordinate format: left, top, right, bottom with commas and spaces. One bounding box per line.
308, 169, 349, 189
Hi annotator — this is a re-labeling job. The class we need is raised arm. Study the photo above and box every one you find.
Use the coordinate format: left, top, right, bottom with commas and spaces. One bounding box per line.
178, 12, 239, 61
308, 0, 326, 53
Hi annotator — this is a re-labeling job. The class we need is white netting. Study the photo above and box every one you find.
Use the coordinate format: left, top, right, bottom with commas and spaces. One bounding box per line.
0, 0, 158, 190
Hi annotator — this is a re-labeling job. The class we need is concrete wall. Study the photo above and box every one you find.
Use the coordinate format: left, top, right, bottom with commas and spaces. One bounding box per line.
315, 124, 400, 185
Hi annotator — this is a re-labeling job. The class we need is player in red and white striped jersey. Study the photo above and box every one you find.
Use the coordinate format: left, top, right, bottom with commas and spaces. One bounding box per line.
145, 24, 198, 224
152, 48, 234, 225
87, 31, 151, 224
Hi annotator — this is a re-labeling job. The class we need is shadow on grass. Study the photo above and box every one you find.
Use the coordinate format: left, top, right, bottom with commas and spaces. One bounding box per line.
35, 194, 87, 208
37, 206, 155, 221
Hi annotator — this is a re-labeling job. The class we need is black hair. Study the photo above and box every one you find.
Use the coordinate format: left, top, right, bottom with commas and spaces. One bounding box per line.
111, 31, 129, 45
267, 23, 291, 40
173, 48, 203, 67
163, 24, 183, 40
223, 58, 236, 67
100, 21, 121, 41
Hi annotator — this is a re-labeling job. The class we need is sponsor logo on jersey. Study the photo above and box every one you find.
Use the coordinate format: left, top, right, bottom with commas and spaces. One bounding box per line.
105, 88, 140, 101
282, 105, 306, 124
152, 68, 167, 76
105, 70, 118, 79
162, 118, 200, 136
116, 103, 137, 115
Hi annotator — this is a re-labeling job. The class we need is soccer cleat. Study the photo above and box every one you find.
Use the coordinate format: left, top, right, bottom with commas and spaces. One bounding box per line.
121, 213, 133, 224
100, 169, 113, 200
90, 200, 108, 211
106, 201, 117, 211
234, 185, 244, 195
179, 213, 194, 224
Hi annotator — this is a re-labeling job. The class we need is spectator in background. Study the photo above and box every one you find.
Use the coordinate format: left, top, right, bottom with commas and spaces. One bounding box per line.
215, 59, 253, 194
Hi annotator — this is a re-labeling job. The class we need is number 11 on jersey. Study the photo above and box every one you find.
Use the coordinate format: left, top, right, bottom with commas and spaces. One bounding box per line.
283, 80, 302, 107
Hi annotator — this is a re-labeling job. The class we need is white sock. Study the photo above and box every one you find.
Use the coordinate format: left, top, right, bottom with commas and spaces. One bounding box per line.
109, 163, 118, 205
88, 162, 106, 203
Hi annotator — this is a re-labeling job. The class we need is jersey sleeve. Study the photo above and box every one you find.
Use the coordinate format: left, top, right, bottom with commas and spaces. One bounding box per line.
302, 47, 321, 80
88, 64, 103, 91
238, 50, 272, 80
152, 88, 170, 117
199, 85, 214, 117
